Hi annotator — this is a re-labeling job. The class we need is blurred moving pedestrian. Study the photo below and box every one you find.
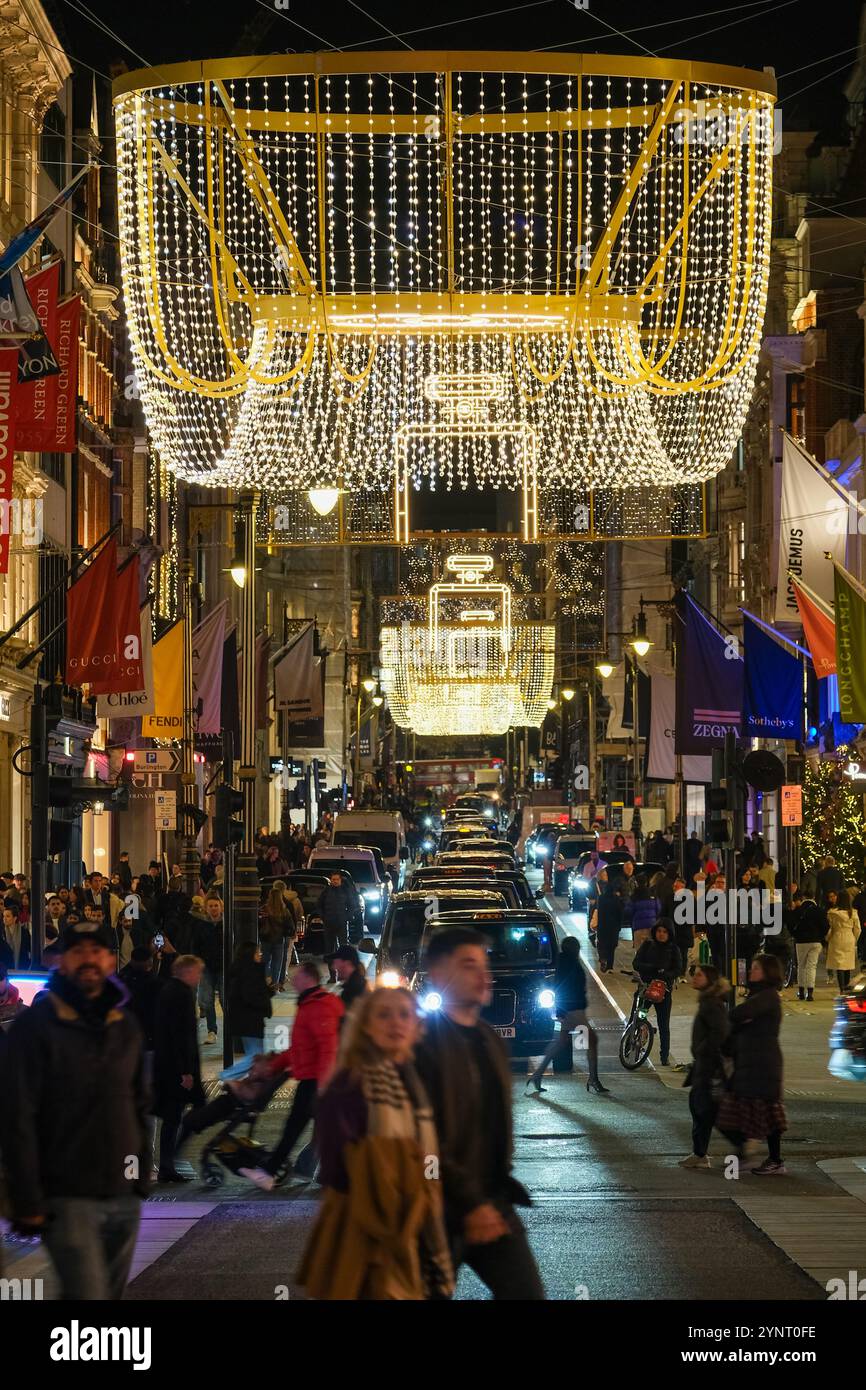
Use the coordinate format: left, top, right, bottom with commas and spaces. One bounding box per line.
679, 964, 730, 1170
0, 960, 24, 1025
153, 954, 206, 1182
240, 960, 343, 1190
525, 936, 608, 1095
0, 922, 149, 1298
716, 953, 788, 1176
196, 894, 225, 1045
297, 987, 454, 1300
625, 877, 659, 956
332, 944, 369, 1014
826, 889, 861, 994
228, 941, 273, 1056
414, 926, 544, 1300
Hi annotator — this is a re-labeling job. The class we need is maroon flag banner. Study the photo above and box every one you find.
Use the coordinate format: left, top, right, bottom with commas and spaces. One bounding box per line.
0, 345, 19, 575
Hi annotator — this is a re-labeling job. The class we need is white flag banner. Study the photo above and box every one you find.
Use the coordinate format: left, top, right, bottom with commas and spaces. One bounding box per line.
274, 623, 323, 720
775, 433, 847, 622
647, 673, 711, 784
96, 603, 154, 718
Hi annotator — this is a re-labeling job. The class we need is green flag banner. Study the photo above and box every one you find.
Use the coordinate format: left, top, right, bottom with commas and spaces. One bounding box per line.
834, 563, 866, 723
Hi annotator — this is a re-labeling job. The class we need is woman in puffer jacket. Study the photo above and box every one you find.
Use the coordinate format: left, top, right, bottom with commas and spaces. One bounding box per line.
625, 878, 660, 957
633, 919, 682, 1066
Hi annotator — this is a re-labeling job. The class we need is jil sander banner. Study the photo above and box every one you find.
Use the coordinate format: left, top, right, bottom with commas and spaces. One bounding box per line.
833, 563, 866, 725
646, 673, 712, 783
0, 345, 19, 575
775, 433, 847, 622
193, 601, 227, 735
141, 620, 184, 738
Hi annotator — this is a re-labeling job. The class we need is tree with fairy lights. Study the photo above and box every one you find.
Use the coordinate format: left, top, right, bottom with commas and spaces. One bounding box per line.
800, 750, 866, 883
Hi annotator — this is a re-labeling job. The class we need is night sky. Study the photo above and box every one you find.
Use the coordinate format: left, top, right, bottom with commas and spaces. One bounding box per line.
47, 0, 864, 148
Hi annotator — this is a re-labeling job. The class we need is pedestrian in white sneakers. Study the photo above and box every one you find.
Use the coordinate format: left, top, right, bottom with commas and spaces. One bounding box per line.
679, 964, 730, 1170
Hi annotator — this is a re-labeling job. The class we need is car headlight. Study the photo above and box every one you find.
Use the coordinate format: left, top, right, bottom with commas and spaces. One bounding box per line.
421, 991, 442, 1012
362, 889, 379, 899
380, 970, 400, 989
484, 808, 494, 817
423, 839, 434, 850
536, 845, 549, 857
574, 879, 588, 893
424, 817, 432, 826
538, 989, 556, 1010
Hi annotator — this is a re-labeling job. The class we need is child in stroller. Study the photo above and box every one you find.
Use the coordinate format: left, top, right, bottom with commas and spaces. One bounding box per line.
178, 1055, 286, 1187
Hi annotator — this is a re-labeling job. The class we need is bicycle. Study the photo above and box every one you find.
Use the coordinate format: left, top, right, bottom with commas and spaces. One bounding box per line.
618, 979, 663, 1069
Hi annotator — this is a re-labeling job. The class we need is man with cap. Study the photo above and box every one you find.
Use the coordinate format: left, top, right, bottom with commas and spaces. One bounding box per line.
0, 921, 150, 1299
331, 945, 369, 1013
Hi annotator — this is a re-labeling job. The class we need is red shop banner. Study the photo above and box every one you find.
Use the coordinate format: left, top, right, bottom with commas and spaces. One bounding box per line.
0, 345, 19, 574
53, 294, 80, 452
15, 261, 59, 452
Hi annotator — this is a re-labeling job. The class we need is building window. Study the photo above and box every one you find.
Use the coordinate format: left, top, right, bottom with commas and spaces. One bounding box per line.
40, 103, 66, 189
787, 375, 805, 439
727, 520, 746, 601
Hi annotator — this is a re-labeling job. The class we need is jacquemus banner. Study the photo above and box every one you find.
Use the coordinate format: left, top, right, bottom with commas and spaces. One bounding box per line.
775, 433, 847, 622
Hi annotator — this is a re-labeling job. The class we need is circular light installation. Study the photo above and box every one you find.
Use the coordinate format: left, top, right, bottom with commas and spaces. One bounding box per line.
114, 53, 775, 494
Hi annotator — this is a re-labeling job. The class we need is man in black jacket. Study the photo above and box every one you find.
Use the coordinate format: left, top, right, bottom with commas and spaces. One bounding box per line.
0, 921, 150, 1299
152, 954, 205, 1182
817, 855, 844, 908
331, 945, 369, 1013
316, 872, 358, 953
414, 926, 544, 1300
791, 895, 829, 1001
195, 894, 225, 1044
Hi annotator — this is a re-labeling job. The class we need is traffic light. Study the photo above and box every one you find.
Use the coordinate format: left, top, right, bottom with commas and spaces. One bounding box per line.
311, 758, 327, 799
179, 801, 208, 835
213, 782, 244, 850
291, 779, 306, 809
708, 732, 738, 844
46, 776, 128, 813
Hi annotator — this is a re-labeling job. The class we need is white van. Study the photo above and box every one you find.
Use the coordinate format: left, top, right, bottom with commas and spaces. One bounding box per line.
332, 811, 409, 887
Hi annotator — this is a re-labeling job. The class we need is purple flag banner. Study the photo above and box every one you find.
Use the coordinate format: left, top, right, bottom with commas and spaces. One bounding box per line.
193, 600, 227, 734
675, 594, 744, 756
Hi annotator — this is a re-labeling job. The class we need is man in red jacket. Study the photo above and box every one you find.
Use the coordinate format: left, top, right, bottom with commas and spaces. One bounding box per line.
240, 959, 343, 1190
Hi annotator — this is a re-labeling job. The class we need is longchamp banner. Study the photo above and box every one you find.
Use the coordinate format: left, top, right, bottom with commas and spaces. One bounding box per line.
834, 563, 866, 724
274, 624, 323, 721
775, 432, 847, 622
0, 345, 19, 575
743, 616, 802, 740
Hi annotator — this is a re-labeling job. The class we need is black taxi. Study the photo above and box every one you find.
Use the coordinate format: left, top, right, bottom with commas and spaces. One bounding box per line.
360, 887, 509, 986
412, 908, 560, 1053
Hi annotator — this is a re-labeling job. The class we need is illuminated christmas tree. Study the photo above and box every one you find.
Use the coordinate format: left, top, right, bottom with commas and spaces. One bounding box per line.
801, 749, 866, 883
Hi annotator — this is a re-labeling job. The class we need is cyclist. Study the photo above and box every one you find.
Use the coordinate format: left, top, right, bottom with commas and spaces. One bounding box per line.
632, 918, 682, 1067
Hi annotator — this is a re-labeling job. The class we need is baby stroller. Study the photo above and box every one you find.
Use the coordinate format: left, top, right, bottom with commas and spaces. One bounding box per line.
188, 1060, 286, 1188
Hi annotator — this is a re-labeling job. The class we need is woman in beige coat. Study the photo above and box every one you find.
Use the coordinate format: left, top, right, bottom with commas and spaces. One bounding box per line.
826, 889, 861, 994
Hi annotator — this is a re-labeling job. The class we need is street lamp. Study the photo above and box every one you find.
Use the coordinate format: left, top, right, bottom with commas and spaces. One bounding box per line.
372, 694, 384, 707
362, 677, 377, 694
561, 687, 576, 702
630, 608, 651, 658
596, 660, 614, 680
229, 518, 247, 588
308, 487, 341, 517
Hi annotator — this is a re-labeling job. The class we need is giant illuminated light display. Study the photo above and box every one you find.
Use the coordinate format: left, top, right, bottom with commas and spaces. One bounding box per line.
114, 52, 775, 499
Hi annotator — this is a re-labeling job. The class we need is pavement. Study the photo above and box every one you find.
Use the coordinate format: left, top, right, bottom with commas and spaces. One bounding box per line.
4, 869, 866, 1301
